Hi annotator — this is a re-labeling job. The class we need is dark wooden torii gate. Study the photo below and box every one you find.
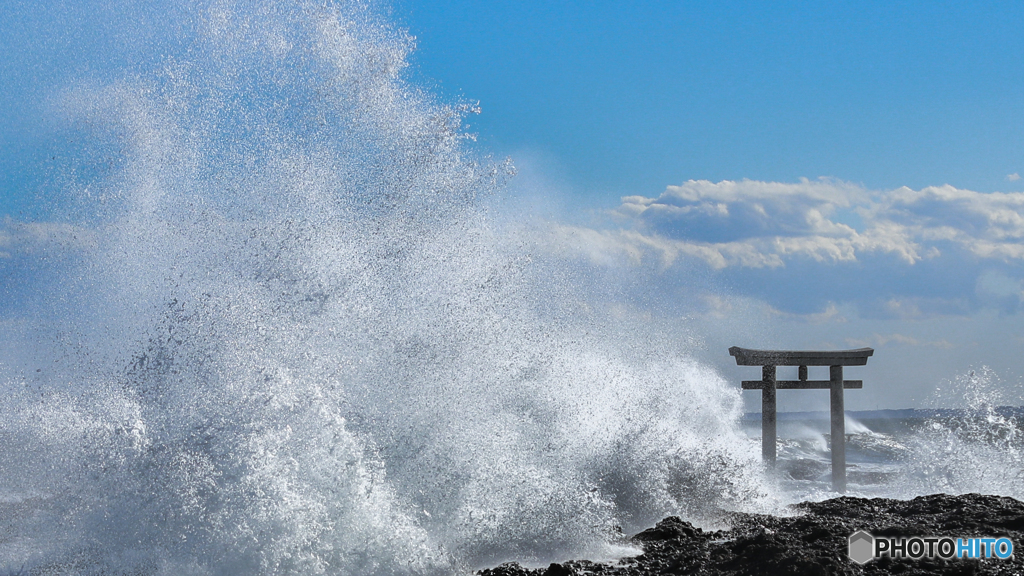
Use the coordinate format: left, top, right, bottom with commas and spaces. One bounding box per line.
729, 346, 874, 493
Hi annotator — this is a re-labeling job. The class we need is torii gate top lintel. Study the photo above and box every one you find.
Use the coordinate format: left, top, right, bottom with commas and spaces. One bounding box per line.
728, 346, 874, 367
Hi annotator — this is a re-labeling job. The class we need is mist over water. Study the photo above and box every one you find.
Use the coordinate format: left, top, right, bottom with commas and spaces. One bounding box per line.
763, 368, 1024, 505
0, 2, 772, 573
895, 368, 1024, 498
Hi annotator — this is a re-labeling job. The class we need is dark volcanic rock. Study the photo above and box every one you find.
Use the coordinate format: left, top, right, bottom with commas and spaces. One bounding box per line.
477, 493, 1024, 576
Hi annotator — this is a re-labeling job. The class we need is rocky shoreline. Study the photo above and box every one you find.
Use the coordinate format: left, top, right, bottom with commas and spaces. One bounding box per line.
479, 494, 1024, 575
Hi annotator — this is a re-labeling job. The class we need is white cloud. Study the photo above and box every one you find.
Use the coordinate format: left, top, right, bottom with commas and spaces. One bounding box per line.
767, 302, 847, 324
597, 179, 1024, 269
612, 177, 866, 244
881, 299, 924, 320
843, 333, 954, 349
538, 223, 786, 270
1008, 173, 1021, 182
528, 178, 1024, 319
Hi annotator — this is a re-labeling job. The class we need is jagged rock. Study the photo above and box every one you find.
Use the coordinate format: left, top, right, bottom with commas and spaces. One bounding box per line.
477, 493, 1024, 575
633, 516, 703, 542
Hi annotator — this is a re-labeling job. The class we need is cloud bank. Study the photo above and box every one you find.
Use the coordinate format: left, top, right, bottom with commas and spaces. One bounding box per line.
538, 179, 1024, 318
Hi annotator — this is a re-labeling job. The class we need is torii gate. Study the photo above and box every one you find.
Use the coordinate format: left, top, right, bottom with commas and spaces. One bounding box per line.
729, 346, 874, 493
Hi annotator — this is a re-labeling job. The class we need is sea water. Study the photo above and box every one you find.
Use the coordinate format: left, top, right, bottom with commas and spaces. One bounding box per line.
0, 2, 1021, 574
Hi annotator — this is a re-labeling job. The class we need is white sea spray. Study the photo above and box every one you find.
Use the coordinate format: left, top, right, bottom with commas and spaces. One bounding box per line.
0, 1, 775, 573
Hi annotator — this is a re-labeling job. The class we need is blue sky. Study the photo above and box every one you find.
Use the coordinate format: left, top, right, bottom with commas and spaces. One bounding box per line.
2, 1, 1024, 410
393, 1, 1024, 201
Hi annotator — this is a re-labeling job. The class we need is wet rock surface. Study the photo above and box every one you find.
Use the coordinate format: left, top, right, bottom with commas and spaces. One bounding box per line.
478, 493, 1024, 575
